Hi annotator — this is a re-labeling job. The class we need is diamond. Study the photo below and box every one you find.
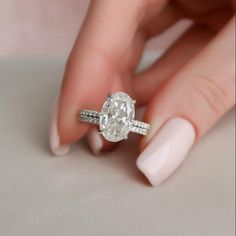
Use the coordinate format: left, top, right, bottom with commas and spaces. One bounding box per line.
99, 92, 135, 142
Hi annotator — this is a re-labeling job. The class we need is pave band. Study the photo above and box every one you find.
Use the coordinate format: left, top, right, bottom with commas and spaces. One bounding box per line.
80, 109, 100, 125
79, 109, 150, 136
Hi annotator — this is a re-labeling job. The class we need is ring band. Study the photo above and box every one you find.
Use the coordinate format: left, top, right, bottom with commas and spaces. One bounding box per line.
80, 109, 150, 136
79, 92, 150, 142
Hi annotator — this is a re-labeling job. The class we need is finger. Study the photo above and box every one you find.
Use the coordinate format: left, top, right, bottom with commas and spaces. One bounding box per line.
141, 2, 183, 38
49, 0, 151, 155
134, 24, 215, 105
116, 1, 181, 76
136, 18, 235, 186
87, 129, 117, 155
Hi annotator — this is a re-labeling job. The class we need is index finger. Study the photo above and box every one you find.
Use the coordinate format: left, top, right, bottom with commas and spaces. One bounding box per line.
53, 0, 148, 153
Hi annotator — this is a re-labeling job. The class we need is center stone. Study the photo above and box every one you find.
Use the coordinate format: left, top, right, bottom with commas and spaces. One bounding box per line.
99, 92, 135, 142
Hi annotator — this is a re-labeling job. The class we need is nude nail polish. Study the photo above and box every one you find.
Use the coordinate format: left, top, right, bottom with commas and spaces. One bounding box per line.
49, 98, 70, 156
136, 118, 195, 186
87, 129, 103, 155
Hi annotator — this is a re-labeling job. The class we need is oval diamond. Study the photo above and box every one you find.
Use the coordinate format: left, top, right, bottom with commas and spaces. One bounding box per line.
99, 92, 135, 142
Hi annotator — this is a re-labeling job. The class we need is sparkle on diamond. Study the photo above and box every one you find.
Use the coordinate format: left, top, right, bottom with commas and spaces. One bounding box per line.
99, 92, 135, 142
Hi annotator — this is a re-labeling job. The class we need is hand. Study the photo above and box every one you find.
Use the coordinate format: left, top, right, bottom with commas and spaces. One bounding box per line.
49, 0, 235, 186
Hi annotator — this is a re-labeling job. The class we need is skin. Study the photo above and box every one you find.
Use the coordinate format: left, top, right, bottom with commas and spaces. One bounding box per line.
57, 0, 235, 153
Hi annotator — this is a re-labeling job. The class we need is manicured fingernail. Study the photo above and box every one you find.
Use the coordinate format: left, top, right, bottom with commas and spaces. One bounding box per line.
49, 98, 70, 156
137, 118, 195, 186
87, 129, 103, 155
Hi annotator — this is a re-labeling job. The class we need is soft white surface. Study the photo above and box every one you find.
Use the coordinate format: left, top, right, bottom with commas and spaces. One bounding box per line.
0, 57, 235, 236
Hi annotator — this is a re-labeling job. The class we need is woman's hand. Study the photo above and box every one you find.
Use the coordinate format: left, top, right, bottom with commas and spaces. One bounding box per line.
49, 0, 235, 186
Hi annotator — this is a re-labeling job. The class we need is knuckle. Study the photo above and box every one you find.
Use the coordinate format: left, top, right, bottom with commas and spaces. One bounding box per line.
192, 73, 233, 117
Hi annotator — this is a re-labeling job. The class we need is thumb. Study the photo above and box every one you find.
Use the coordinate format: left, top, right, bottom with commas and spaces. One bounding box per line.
136, 18, 235, 186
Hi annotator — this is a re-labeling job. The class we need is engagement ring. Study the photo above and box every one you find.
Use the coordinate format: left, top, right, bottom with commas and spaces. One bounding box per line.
79, 92, 150, 142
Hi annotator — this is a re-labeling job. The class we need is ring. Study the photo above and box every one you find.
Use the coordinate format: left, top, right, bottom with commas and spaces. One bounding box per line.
79, 92, 150, 142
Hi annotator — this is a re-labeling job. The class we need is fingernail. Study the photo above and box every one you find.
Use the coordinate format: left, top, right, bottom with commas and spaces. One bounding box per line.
87, 129, 103, 155
137, 118, 195, 186
49, 97, 70, 156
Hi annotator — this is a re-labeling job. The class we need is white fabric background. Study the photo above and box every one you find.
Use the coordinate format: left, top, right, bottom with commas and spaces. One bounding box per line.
0, 0, 235, 235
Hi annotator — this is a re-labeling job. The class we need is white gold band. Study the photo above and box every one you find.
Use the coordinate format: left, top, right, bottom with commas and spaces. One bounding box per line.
80, 109, 100, 125
79, 109, 150, 136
